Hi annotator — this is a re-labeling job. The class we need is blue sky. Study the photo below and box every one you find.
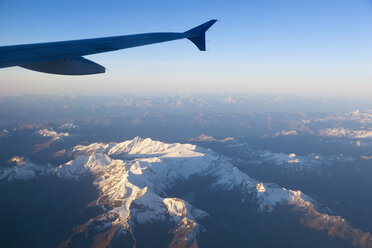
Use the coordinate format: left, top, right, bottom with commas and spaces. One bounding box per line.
0, 0, 371, 96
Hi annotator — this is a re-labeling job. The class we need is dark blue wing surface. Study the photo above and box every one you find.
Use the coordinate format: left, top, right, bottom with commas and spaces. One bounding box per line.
0, 20, 217, 75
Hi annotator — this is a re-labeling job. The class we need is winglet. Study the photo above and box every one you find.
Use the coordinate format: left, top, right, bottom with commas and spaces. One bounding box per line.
185, 19, 217, 51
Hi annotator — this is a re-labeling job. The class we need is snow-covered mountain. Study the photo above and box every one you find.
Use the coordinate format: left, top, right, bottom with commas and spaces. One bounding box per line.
219, 141, 354, 173
1, 156, 50, 181
188, 134, 235, 142
0, 128, 9, 138
59, 123, 78, 130
37, 129, 70, 139
252, 150, 353, 170
1, 137, 371, 247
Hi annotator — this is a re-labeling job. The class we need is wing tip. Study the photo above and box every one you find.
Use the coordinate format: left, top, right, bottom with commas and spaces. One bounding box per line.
185, 19, 217, 51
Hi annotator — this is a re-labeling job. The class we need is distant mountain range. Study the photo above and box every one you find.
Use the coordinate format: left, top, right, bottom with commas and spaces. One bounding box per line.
1, 137, 371, 247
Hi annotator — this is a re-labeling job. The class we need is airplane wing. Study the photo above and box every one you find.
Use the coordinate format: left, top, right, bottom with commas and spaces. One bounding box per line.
0, 20, 217, 75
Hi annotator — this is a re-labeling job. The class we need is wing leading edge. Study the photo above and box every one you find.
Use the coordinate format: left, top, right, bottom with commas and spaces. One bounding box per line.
0, 20, 217, 75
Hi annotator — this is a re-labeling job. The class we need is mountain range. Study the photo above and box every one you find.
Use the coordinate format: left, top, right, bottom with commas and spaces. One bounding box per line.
1, 137, 371, 247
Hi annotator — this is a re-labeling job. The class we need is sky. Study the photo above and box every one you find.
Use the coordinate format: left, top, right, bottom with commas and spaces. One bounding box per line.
0, 0, 371, 97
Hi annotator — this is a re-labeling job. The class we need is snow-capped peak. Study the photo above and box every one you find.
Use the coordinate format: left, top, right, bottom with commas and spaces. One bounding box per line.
59, 123, 78, 130
37, 128, 69, 139
7, 156, 25, 165
1, 137, 369, 247
0, 128, 9, 138
70, 137, 202, 159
